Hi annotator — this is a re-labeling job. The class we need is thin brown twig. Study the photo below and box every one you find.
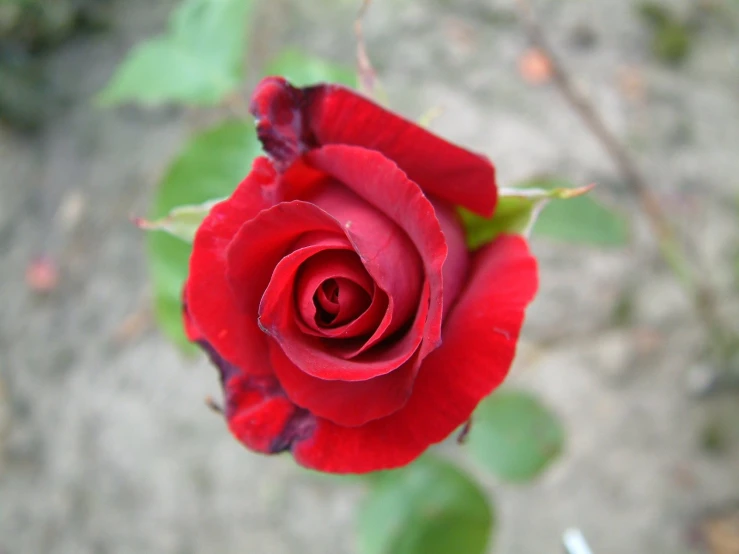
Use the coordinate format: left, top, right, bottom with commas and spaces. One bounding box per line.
355, 0, 377, 96
514, 0, 730, 355
515, 0, 670, 245
205, 396, 224, 414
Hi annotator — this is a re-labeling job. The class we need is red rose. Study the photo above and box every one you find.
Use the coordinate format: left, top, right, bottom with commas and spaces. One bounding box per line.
183, 77, 538, 473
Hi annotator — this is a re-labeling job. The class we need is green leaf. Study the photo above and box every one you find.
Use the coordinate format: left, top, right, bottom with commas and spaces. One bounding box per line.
357, 457, 494, 554
98, 0, 253, 106
467, 390, 564, 483
529, 179, 629, 246
264, 49, 355, 87
147, 121, 260, 350
459, 183, 594, 249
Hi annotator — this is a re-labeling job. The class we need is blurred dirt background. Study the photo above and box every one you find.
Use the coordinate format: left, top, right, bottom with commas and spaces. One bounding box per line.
1, 0, 739, 552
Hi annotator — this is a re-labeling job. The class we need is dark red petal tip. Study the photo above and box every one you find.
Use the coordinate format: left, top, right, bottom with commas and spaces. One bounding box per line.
250, 76, 314, 168
197, 336, 317, 455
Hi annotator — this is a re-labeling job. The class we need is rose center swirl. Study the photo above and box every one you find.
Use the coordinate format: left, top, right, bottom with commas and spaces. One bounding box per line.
293, 249, 379, 336
314, 277, 371, 326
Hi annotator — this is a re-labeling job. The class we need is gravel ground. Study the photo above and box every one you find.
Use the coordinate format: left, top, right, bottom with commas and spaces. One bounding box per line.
1, 0, 739, 553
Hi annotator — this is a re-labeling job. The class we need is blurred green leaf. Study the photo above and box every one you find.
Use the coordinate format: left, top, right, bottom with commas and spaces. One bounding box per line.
357, 457, 494, 554
264, 49, 355, 87
98, 0, 253, 106
638, 1, 672, 27
148, 121, 260, 350
468, 390, 564, 483
459, 183, 595, 249
530, 178, 629, 246
653, 23, 690, 64
637, 1, 692, 64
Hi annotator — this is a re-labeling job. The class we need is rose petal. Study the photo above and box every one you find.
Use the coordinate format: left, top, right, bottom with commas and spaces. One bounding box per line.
182, 286, 202, 342
186, 157, 279, 375
295, 250, 374, 331
198, 339, 316, 454
318, 278, 368, 324
432, 200, 469, 318
251, 77, 497, 216
304, 145, 448, 362
304, 182, 423, 354
288, 229, 390, 340
248, 77, 315, 170
224, 201, 349, 344
290, 235, 538, 473
296, 283, 389, 340
258, 229, 431, 382
269, 341, 416, 427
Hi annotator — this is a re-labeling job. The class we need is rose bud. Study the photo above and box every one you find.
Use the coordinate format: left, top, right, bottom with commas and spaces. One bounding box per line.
183, 77, 538, 473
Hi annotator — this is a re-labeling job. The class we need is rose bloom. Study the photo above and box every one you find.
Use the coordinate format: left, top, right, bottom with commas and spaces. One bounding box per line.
183, 77, 538, 473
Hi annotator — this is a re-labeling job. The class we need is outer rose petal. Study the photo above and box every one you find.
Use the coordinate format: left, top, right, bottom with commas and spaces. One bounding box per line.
198, 339, 315, 454
291, 235, 538, 473
247, 77, 315, 171
182, 286, 202, 342
186, 157, 278, 375
250, 76, 497, 216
